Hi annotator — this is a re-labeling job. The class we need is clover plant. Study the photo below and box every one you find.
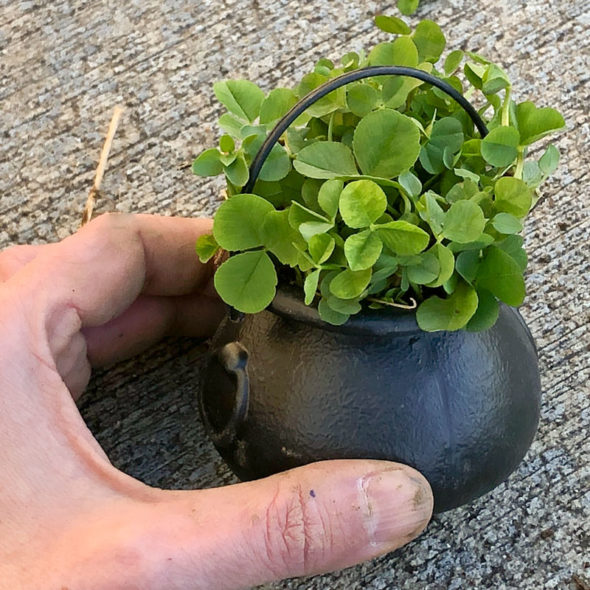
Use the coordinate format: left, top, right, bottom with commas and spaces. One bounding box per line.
193, 16, 564, 331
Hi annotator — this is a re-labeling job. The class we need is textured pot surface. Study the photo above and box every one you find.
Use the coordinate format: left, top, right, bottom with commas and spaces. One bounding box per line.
200, 287, 541, 512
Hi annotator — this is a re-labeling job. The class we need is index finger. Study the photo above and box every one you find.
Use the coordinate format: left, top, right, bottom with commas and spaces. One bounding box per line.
14, 213, 216, 328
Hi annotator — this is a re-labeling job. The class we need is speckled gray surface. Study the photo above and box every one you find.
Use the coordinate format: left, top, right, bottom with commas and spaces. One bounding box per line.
1, 0, 589, 588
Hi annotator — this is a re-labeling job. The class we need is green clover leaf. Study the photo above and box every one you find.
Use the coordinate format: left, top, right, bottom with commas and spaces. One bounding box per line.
353, 109, 421, 178
344, 230, 383, 271
288, 201, 333, 241
398, 170, 422, 198
374, 14, 411, 34
466, 289, 499, 332
294, 141, 358, 179
223, 153, 249, 187
444, 50, 464, 75
318, 179, 344, 219
346, 83, 381, 118
195, 234, 220, 263
492, 212, 523, 234
214, 251, 278, 314
425, 243, 455, 287
406, 251, 440, 284
325, 294, 362, 315
259, 88, 298, 124
539, 144, 560, 176
516, 101, 566, 145
375, 220, 430, 255
330, 268, 372, 299
412, 20, 446, 63
213, 80, 265, 123
455, 249, 481, 283
497, 235, 528, 270
261, 209, 306, 267
416, 281, 479, 332
494, 177, 532, 218
475, 246, 525, 306
481, 126, 520, 168
442, 200, 486, 243
242, 134, 291, 182
397, 0, 419, 16
420, 117, 464, 174
213, 194, 274, 251
297, 73, 346, 118
304, 269, 321, 305
218, 113, 244, 138
318, 297, 350, 325
368, 37, 419, 67
308, 233, 336, 265
192, 149, 223, 177
339, 180, 388, 228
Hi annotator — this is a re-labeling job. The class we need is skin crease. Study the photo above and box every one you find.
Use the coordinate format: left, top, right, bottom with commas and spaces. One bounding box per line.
0, 213, 433, 590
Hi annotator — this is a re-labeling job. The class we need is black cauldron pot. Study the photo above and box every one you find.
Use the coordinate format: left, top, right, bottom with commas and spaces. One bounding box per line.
199, 67, 542, 512
200, 286, 541, 512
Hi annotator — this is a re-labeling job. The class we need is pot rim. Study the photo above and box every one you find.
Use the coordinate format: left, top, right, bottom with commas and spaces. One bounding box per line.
268, 284, 421, 336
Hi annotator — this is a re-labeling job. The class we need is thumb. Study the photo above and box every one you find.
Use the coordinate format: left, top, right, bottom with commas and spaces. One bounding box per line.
61, 460, 433, 589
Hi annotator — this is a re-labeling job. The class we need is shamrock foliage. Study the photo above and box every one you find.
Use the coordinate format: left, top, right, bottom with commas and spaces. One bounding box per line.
193, 16, 564, 332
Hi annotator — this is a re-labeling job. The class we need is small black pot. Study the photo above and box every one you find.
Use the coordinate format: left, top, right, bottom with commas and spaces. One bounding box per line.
200, 286, 541, 512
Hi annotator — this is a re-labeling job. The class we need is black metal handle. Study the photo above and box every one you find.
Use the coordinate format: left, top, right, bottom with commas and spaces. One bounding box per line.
243, 65, 489, 194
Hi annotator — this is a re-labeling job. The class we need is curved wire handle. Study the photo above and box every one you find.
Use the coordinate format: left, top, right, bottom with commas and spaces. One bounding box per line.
243, 65, 489, 194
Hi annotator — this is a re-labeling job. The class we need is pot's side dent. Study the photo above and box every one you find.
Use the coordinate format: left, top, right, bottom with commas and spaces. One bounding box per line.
434, 305, 541, 509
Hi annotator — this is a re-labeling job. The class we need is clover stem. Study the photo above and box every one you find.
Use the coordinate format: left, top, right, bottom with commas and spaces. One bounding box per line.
501, 86, 512, 127
294, 267, 304, 286
514, 147, 525, 179
282, 132, 294, 157
366, 296, 417, 310
327, 113, 335, 142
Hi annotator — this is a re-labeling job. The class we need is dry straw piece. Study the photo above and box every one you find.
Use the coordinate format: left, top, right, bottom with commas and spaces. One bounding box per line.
81, 106, 124, 227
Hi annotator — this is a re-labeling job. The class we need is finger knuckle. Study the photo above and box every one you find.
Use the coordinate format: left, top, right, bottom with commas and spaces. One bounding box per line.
260, 479, 331, 577
81, 213, 129, 255
84, 212, 147, 274
87, 212, 133, 236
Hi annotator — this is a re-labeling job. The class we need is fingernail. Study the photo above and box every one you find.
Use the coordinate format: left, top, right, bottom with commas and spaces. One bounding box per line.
358, 466, 433, 548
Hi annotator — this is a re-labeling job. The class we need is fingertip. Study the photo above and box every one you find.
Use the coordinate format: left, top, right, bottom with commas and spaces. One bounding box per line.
355, 462, 433, 552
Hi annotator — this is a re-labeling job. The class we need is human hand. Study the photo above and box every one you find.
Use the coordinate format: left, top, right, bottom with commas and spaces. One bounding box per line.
0, 213, 433, 589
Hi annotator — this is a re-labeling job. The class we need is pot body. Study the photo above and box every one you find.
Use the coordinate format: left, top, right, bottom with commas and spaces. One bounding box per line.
200, 289, 541, 512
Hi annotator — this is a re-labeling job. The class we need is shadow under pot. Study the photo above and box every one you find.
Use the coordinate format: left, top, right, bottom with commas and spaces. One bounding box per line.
200, 286, 541, 513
